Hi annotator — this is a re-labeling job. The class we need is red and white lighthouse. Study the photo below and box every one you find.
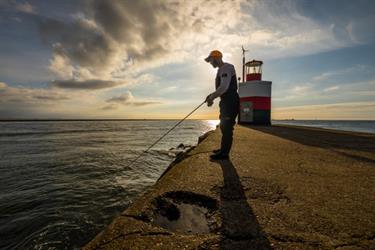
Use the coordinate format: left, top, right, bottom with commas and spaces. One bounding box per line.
238, 58, 272, 125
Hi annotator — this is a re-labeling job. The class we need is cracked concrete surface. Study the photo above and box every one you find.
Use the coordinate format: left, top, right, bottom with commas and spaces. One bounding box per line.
83, 125, 375, 249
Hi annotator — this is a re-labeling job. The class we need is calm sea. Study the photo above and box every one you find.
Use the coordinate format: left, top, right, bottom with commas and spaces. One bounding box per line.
0, 120, 218, 250
0, 119, 373, 249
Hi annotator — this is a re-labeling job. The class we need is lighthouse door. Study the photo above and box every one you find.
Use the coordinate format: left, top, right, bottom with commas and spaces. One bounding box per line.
240, 101, 253, 122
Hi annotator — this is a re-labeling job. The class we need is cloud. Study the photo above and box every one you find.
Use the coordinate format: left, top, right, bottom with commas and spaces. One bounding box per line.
88, 0, 171, 61
35, 0, 367, 88
132, 101, 162, 107
323, 86, 340, 92
107, 91, 133, 103
312, 65, 371, 81
0, 81, 112, 119
48, 52, 75, 79
35, 0, 246, 86
291, 83, 314, 95
237, 1, 358, 59
101, 104, 117, 110
4, 0, 368, 120
36, 15, 121, 80
51, 79, 123, 90
273, 79, 375, 107
158, 85, 177, 94
0, 82, 70, 104
105, 90, 161, 108
272, 82, 315, 101
35, 0, 189, 83
0, 81, 74, 118
15, 2, 35, 14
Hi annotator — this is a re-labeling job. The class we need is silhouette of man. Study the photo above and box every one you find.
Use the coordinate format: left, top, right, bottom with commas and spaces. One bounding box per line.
205, 50, 240, 160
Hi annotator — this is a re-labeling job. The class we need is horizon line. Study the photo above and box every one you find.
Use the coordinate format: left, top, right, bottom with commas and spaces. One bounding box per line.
0, 119, 374, 122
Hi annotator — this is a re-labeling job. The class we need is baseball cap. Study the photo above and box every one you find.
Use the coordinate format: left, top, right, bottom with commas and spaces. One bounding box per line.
204, 50, 223, 62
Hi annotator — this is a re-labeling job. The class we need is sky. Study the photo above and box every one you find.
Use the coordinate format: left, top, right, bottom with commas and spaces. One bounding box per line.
0, 0, 374, 120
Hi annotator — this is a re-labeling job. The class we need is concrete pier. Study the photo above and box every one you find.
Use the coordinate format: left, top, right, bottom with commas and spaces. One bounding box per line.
83, 124, 375, 249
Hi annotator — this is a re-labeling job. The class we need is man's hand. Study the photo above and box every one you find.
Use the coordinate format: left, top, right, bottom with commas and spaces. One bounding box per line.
205, 94, 214, 107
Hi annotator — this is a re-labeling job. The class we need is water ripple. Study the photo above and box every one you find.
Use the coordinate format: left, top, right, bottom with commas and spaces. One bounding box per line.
0, 120, 217, 249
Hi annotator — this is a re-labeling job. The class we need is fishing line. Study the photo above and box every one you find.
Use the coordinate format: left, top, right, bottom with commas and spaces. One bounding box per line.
123, 100, 206, 169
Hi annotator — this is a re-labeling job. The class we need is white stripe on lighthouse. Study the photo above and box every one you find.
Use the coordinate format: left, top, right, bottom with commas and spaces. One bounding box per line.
238, 81, 272, 98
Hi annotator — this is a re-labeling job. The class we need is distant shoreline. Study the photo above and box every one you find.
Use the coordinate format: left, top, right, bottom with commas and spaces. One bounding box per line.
269, 123, 375, 136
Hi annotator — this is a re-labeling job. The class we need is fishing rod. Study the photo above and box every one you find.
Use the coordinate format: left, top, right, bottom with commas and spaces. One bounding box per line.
124, 100, 207, 169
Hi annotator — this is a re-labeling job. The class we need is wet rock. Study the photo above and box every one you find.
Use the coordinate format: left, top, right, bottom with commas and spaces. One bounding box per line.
150, 191, 219, 234
169, 143, 192, 152
154, 197, 180, 221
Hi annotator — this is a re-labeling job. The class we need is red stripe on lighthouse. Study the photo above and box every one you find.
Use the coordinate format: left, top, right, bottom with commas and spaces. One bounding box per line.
240, 97, 271, 110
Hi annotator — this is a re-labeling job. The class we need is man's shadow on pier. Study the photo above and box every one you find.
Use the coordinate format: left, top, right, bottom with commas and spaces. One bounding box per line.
212, 159, 272, 250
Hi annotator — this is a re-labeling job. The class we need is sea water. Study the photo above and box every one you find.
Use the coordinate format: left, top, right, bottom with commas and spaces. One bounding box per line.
0, 120, 218, 249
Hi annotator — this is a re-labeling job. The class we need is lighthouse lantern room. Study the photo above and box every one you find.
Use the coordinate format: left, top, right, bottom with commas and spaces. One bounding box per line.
245, 60, 263, 81
238, 53, 272, 125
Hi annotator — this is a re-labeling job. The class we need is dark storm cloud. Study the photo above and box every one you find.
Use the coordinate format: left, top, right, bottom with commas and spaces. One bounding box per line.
88, 0, 173, 60
35, 0, 181, 83
51, 79, 122, 89
36, 16, 117, 71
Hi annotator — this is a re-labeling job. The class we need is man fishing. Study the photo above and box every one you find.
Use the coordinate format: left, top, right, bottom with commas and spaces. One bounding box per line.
205, 50, 240, 160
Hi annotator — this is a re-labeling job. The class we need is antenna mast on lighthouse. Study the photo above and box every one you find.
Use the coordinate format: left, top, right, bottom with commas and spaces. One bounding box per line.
242, 46, 248, 83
